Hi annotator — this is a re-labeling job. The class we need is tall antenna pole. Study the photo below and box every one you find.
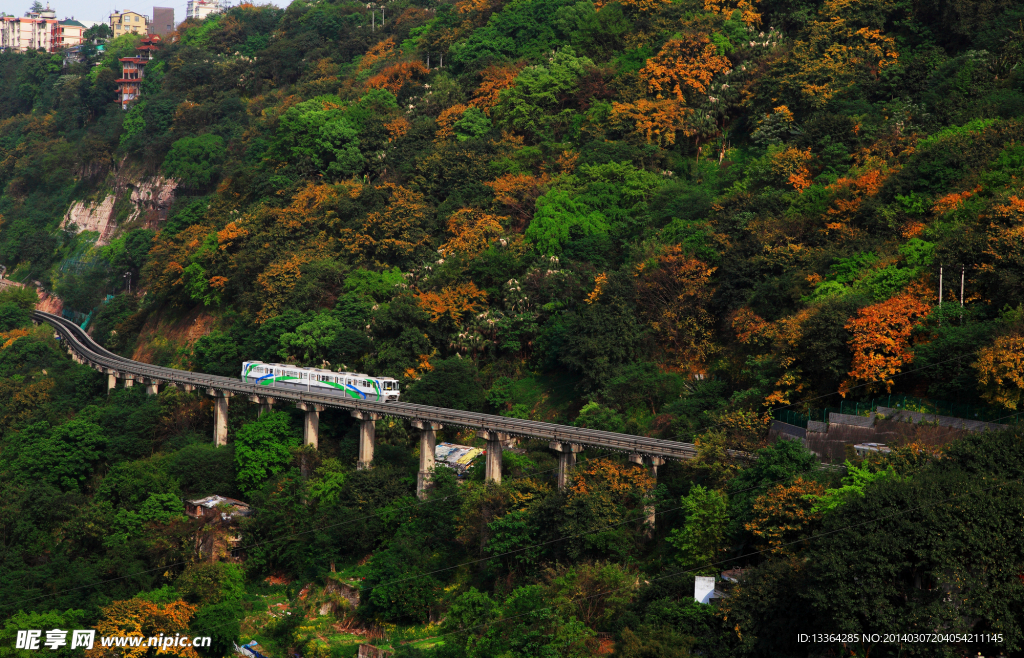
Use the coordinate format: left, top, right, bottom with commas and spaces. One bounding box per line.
960, 265, 965, 307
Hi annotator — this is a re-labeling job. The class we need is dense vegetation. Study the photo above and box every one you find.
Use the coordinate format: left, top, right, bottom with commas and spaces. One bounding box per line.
2, 0, 1024, 655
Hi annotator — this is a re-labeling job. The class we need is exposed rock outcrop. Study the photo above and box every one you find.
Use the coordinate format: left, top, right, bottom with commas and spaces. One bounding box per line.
61, 173, 178, 245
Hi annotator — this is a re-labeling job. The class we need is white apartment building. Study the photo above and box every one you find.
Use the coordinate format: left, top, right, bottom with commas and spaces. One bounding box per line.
186, 0, 221, 21
1, 6, 56, 52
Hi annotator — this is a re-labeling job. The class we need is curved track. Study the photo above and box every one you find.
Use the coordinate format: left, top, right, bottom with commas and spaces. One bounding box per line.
34, 310, 737, 462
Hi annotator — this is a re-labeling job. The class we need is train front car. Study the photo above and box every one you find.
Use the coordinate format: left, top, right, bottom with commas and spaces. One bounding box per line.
240, 361, 401, 402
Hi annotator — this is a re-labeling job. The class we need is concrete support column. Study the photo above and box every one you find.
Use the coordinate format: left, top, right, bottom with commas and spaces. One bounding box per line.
182, 384, 196, 393
249, 395, 276, 417
550, 441, 584, 489
478, 430, 508, 484
411, 420, 443, 499
107, 372, 118, 393
352, 411, 380, 470
630, 454, 665, 530
124, 377, 134, 388
296, 403, 324, 449
206, 389, 233, 447
145, 380, 160, 396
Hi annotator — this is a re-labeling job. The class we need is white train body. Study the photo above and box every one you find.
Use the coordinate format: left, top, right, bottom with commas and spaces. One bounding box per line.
241, 361, 401, 402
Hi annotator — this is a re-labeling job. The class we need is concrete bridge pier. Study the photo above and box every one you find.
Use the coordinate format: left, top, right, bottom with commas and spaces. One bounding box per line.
124, 376, 134, 388
411, 420, 443, 499
249, 395, 276, 417
107, 371, 118, 393
296, 403, 324, 449
144, 379, 160, 396
352, 411, 380, 470
478, 430, 509, 484
206, 389, 233, 446
630, 453, 665, 530
550, 441, 584, 489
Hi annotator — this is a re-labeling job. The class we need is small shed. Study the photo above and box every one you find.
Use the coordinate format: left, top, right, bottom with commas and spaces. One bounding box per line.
186, 495, 251, 522
434, 442, 485, 477
853, 442, 892, 458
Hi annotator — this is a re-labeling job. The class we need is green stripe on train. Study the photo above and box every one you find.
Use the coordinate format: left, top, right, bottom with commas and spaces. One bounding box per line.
260, 378, 364, 399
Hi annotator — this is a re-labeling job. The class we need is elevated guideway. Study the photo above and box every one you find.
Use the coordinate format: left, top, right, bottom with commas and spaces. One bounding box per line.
34, 310, 753, 506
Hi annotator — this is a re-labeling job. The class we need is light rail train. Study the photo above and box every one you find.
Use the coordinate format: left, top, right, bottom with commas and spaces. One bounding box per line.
241, 361, 401, 402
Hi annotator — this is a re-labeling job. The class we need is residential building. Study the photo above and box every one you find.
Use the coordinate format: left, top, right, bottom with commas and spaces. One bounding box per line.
109, 9, 149, 37
186, 0, 221, 21
1, 6, 56, 52
152, 7, 174, 36
52, 19, 85, 50
115, 33, 160, 110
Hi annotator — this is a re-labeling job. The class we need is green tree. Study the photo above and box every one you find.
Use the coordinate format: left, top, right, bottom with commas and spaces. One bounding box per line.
526, 189, 610, 256
0, 609, 87, 658
667, 485, 728, 570
574, 401, 626, 433
0, 286, 38, 310
496, 46, 594, 139
270, 96, 364, 177
453, 107, 491, 141
403, 357, 486, 411
9, 420, 108, 492
163, 135, 227, 188
0, 302, 29, 331
277, 312, 345, 365
234, 410, 300, 493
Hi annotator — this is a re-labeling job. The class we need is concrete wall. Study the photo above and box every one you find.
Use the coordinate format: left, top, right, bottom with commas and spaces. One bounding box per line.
875, 406, 1010, 433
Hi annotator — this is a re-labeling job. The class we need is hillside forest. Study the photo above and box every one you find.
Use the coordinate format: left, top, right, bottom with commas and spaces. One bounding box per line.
2, 0, 1024, 655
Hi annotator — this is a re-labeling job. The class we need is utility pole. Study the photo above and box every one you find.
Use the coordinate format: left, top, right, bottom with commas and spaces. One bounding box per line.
960, 264, 965, 307
938, 265, 943, 307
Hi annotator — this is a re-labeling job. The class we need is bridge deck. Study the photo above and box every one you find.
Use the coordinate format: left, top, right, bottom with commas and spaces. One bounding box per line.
33, 310, 750, 462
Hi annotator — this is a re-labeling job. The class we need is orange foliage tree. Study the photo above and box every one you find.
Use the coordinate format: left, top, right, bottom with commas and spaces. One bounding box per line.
255, 252, 318, 323
610, 98, 692, 147
974, 335, 1024, 410
365, 61, 428, 95
469, 63, 525, 114
357, 37, 397, 72
776, 0, 899, 108
704, 0, 760, 25
435, 103, 468, 141
87, 598, 199, 658
567, 458, 656, 499
142, 225, 211, 297
417, 282, 488, 326
484, 172, 548, 230
439, 208, 506, 257
595, 0, 670, 13
640, 35, 731, 102
840, 291, 931, 395
822, 166, 892, 236
339, 184, 430, 268
634, 246, 717, 370
770, 146, 814, 191
745, 477, 825, 554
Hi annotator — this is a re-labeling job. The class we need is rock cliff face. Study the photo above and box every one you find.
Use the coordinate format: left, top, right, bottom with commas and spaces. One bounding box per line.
63, 197, 120, 245
61, 175, 178, 245
131, 176, 178, 228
